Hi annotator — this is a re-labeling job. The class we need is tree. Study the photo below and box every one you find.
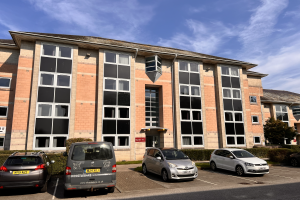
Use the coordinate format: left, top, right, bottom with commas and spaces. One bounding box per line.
264, 117, 297, 145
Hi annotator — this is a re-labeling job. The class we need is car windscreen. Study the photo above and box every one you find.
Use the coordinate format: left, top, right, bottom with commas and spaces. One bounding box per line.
161, 149, 189, 160
232, 150, 255, 158
5, 156, 43, 166
71, 143, 113, 161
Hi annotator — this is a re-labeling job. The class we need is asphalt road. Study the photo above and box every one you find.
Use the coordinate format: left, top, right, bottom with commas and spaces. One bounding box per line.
127, 182, 300, 200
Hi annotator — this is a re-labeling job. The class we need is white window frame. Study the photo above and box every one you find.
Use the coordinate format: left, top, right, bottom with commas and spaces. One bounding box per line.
178, 60, 200, 73
275, 104, 289, 125
103, 78, 117, 91
0, 106, 8, 118
0, 126, 6, 134
250, 96, 257, 104
180, 109, 192, 121
33, 135, 68, 150
104, 51, 131, 66
34, 43, 73, 150
179, 84, 190, 96
222, 88, 241, 99
102, 135, 130, 148
226, 135, 246, 147
254, 136, 261, 144
191, 109, 202, 121
181, 135, 204, 147
0, 136, 4, 147
190, 85, 201, 96
224, 111, 244, 122
0, 77, 12, 88
221, 66, 240, 77
118, 79, 130, 92
252, 115, 259, 124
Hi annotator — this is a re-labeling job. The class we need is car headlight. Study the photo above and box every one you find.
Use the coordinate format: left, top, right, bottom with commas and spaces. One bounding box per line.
244, 162, 254, 167
191, 161, 195, 166
168, 162, 177, 168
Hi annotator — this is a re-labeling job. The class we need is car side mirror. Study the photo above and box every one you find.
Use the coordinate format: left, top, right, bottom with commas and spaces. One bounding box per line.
156, 156, 161, 160
51, 160, 55, 164
63, 152, 68, 156
229, 156, 234, 159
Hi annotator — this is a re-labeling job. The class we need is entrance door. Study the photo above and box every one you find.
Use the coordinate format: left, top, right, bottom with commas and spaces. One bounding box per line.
146, 136, 159, 148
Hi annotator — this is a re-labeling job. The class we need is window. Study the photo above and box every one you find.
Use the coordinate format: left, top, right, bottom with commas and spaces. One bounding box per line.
0, 77, 11, 88
145, 55, 161, 74
250, 96, 257, 104
103, 52, 131, 148
221, 65, 245, 146
0, 126, 6, 134
254, 136, 261, 144
145, 89, 159, 127
252, 116, 259, 124
275, 105, 289, 125
0, 137, 4, 147
0, 106, 8, 117
34, 43, 72, 149
179, 61, 203, 147
292, 105, 300, 116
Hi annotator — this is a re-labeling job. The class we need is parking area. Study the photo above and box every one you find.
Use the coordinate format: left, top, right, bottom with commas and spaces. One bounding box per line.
1, 165, 300, 199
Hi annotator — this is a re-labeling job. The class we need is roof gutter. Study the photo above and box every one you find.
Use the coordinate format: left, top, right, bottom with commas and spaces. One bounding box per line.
9, 31, 257, 68
261, 100, 300, 105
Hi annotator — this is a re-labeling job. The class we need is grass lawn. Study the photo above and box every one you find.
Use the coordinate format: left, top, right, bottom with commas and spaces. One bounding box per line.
134, 166, 143, 172
116, 160, 142, 165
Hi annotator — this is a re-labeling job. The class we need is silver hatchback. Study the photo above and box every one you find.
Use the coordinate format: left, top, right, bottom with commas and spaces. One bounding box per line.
142, 148, 197, 181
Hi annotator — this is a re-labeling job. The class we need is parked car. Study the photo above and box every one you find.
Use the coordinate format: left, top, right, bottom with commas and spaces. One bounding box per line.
0, 151, 54, 192
290, 152, 300, 167
142, 148, 197, 181
210, 148, 269, 176
63, 141, 116, 197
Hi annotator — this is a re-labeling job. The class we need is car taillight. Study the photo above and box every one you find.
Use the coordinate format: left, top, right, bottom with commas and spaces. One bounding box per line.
66, 166, 71, 175
112, 164, 116, 173
35, 164, 46, 170
0, 166, 8, 172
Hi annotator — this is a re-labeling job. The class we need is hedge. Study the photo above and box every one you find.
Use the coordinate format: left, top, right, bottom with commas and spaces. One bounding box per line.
66, 138, 93, 153
268, 148, 296, 163
182, 149, 214, 161
281, 145, 300, 152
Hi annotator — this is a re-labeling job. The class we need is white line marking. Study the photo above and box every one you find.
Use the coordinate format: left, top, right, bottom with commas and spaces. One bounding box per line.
197, 179, 218, 185
52, 178, 59, 200
269, 174, 293, 179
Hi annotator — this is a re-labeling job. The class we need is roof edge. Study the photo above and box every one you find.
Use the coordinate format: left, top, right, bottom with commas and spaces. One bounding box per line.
247, 70, 268, 77
9, 31, 257, 67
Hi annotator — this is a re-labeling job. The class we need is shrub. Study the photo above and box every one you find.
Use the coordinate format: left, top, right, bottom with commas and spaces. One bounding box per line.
268, 148, 296, 163
0, 154, 9, 166
282, 145, 300, 152
47, 153, 68, 175
246, 148, 270, 158
66, 138, 93, 154
181, 149, 214, 161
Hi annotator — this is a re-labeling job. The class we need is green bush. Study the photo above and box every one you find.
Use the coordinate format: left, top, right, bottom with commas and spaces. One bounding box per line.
282, 145, 300, 152
246, 148, 270, 158
181, 149, 214, 161
47, 153, 68, 175
0, 154, 9, 166
268, 148, 296, 163
66, 138, 93, 154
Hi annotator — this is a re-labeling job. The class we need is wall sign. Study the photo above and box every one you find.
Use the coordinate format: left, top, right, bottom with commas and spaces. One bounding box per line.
135, 137, 146, 142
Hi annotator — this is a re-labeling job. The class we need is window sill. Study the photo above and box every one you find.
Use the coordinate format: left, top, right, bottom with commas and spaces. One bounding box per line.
250, 102, 257, 105
181, 147, 205, 149
0, 117, 8, 120
0, 88, 12, 91
114, 148, 130, 151
252, 123, 260, 125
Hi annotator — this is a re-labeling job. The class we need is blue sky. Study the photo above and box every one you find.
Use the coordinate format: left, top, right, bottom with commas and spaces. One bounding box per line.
0, 0, 299, 93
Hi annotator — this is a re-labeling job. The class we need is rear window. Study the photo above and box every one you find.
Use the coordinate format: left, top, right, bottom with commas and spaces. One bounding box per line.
5, 156, 43, 166
71, 143, 113, 161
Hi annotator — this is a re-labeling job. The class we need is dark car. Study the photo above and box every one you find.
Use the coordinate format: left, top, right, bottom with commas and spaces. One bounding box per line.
290, 152, 300, 167
0, 151, 55, 192
63, 142, 116, 197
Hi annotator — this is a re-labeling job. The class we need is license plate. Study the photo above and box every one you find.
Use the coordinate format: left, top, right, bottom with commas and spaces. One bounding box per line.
13, 171, 30, 175
183, 170, 192, 174
259, 167, 266, 170
85, 169, 100, 173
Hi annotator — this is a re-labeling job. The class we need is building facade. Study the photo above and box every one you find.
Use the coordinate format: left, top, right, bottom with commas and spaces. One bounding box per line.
0, 31, 279, 160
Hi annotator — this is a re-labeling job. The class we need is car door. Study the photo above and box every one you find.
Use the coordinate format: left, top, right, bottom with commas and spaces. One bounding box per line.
222, 151, 235, 171
213, 150, 225, 169
152, 150, 163, 174
145, 149, 155, 172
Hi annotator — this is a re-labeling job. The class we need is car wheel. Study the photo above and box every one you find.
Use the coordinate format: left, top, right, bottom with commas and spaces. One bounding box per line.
162, 169, 169, 182
64, 189, 71, 197
236, 165, 244, 176
107, 186, 115, 193
291, 158, 298, 167
210, 161, 217, 171
40, 181, 48, 193
142, 164, 147, 175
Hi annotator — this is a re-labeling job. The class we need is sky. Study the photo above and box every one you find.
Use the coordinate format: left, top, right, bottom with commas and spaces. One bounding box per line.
0, 0, 299, 93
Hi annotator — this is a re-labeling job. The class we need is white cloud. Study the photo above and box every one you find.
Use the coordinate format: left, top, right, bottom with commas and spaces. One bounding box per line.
158, 19, 236, 54
28, 0, 155, 41
189, 7, 205, 13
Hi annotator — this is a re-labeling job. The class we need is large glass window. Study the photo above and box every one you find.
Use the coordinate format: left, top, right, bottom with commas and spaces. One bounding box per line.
221, 66, 245, 146
179, 61, 203, 147
103, 52, 130, 148
275, 105, 289, 125
0, 106, 8, 118
145, 89, 159, 127
0, 77, 11, 88
34, 44, 73, 149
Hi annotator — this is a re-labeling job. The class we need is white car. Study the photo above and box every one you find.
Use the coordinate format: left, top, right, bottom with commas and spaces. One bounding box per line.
210, 148, 269, 176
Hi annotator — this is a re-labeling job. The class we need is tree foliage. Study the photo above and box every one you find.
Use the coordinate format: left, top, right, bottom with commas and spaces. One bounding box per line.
264, 117, 297, 145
